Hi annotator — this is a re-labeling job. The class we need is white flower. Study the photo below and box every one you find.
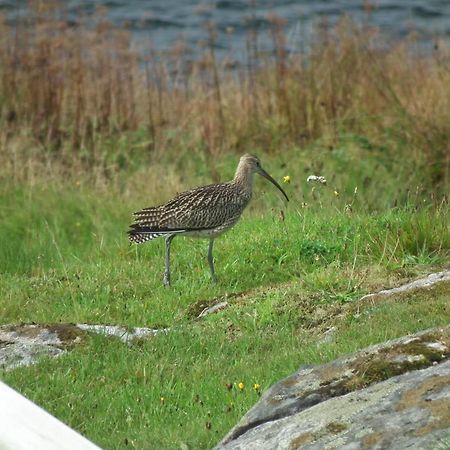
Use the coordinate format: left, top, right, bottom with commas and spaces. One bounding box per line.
307, 175, 327, 185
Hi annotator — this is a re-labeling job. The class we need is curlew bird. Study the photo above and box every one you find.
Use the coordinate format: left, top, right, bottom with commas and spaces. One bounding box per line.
128, 154, 289, 286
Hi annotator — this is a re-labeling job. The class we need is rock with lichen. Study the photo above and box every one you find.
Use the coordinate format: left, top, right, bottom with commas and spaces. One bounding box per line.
215, 325, 450, 450
0, 323, 164, 370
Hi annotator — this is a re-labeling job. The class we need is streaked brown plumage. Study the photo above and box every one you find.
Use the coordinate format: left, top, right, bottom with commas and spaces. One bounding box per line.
128, 154, 289, 286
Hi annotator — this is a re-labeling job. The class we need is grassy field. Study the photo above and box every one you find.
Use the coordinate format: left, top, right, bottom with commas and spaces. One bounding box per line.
1, 166, 449, 448
1, 153, 449, 326
0, 2, 450, 449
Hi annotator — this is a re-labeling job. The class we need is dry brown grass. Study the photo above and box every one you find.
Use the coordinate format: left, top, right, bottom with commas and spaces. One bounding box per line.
0, 1, 449, 189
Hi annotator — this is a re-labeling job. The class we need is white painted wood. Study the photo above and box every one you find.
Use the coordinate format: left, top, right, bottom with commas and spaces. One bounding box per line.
0, 381, 101, 450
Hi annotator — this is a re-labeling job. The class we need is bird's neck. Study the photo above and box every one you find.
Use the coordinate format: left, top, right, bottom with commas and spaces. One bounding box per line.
233, 162, 254, 197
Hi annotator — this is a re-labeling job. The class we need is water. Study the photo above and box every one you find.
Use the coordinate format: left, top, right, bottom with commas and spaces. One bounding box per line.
1, 0, 449, 59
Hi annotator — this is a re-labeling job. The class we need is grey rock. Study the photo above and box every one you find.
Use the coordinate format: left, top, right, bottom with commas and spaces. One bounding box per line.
218, 362, 450, 450
76, 324, 167, 343
360, 270, 450, 301
0, 324, 83, 370
0, 323, 166, 371
197, 301, 230, 318
216, 326, 450, 450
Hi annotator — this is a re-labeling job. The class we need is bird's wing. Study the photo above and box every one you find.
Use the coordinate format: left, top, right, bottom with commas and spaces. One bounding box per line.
131, 183, 246, 231
160, 183, 246, 230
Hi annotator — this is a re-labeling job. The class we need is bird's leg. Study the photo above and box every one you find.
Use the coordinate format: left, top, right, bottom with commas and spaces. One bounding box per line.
163, 235, 175, 287
208, 238, 217, 283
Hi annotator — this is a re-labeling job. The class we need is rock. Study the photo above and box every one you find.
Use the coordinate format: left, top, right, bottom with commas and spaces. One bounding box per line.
0, 323, 166, 371
76, 324, 167, 343
215, 326, 450, 450
316, 326, 337, 345
198, 301, 230, 318
0, 324, 84, 371
360, 270, 450, 301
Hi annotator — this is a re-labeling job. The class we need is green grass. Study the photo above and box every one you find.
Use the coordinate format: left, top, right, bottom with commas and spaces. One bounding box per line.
1, 179, 448, 326
2, 278, 449, 449
1, 160, 449, 449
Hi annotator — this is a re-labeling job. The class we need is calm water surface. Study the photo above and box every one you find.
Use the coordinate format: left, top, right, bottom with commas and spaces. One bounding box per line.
1, 1, 449, 59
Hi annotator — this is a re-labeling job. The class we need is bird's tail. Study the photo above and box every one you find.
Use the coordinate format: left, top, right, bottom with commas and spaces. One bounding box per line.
127, 224, 187, 244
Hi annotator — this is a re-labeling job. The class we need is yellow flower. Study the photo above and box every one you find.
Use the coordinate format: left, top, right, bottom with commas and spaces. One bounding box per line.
283, 175, 291, 184
253, 383, 261, 391
238, 382, 245, 391
334, 190, 340, 197
160, 397, 165, 403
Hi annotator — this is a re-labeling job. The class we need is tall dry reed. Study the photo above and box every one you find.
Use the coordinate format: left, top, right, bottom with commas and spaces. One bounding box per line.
0, 1, 448, 188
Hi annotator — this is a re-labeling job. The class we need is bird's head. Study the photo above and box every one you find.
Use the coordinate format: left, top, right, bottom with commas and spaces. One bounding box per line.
239, 154, 289, 202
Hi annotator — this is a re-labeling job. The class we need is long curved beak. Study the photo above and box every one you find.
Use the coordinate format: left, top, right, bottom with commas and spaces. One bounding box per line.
257, 167, 289, 202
